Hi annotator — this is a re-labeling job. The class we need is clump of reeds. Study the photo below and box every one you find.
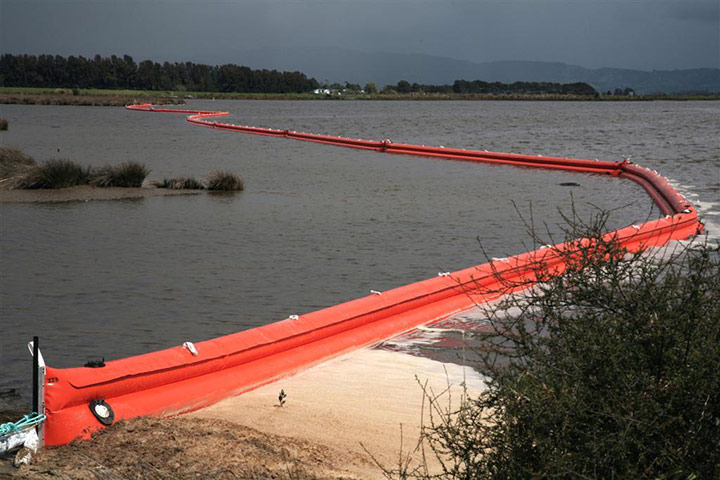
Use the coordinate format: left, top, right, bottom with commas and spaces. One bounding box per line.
156, 177, 205, 190
89, 162, 149, 188
23, 159, 90, 189
0, 146, 36, 189
0, 118, 8, 131
205, 171, 244, 191
0, 146, 35, 178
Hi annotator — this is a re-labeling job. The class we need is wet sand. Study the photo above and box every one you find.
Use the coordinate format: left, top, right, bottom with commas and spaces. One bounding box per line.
0, 185, 202, 203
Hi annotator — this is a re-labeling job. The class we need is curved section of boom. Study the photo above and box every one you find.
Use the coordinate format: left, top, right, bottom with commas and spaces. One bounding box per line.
40, 103, 703, 446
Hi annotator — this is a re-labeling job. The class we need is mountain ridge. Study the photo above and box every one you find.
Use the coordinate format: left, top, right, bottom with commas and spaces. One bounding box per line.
192, 47, 720, 94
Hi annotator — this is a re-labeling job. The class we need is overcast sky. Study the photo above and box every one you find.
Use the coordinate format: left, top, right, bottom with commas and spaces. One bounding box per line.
1, 0, 718, 71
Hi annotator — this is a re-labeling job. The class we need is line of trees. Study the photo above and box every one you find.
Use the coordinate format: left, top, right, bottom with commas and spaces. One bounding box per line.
0, 54, 320, 93
385, 79, 598, 95
0, 54, 599, 96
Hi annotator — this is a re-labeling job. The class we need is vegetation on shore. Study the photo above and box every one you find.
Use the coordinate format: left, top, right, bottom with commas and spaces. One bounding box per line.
205, 170, 244, 191
0, 89, 184, 107
154, 177, 204, 190
23, 159, 90, 189
1, 86, 716, 105
368, 78, 598, 95
4, 156, 149, 190
89, 162, 149, 188
152, 171, 244, 191
382, 212, 720, 479
0, 53, 319, 93
1, 53, 716, 102
0, 146, 244, 192
0, 146, 38, 189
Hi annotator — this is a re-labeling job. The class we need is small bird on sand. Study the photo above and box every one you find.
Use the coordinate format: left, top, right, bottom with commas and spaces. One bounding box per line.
278, 389, 287, 407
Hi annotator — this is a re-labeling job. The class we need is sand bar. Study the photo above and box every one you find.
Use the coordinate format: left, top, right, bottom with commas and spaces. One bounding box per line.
0, 185, 202, 203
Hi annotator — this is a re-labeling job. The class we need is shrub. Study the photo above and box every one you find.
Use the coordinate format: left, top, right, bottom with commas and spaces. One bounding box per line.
205, 170, 244, 191
405, 212, 720, 479
0, 118, 8, 131
156, 177, 204, 190
89, 162, 149, 187
23, 159, 90, 189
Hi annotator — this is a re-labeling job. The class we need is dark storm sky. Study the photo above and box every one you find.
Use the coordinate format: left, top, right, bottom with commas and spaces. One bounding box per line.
1, 0, 718, 70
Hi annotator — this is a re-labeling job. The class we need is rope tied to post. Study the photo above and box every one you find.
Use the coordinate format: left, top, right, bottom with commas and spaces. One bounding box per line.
0, 413, 46, 437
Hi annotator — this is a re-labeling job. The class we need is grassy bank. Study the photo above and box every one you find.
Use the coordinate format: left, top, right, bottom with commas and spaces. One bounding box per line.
1, 86, 718, 104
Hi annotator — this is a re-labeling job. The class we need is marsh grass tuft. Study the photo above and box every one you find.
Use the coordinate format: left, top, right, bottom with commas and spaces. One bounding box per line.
89, 162, 149, 187
0, 152, 240, 194
0, 118, 8, 131
23, 159, 90, 189
156, 177, 204, 190
205, 171, 244, 191
0, 146, 36, 189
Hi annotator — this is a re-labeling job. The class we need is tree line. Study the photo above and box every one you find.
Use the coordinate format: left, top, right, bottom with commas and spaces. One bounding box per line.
0, 54, 320, 93
384, 79, 598, 95
0, 53, 599, 96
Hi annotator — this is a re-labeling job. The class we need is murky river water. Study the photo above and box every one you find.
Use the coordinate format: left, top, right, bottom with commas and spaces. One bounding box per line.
1, 100, 718, 403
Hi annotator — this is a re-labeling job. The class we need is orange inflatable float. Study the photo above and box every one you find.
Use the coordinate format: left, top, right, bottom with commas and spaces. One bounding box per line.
38, 104, 702, 446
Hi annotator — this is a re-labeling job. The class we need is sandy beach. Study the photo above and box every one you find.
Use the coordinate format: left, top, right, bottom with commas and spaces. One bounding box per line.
194, 348, 484, 477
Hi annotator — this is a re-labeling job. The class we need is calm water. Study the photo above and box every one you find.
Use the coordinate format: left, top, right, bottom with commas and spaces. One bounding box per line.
1, 100, 718, 402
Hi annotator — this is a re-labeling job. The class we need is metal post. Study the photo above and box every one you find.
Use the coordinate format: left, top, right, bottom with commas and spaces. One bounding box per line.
32, 336, 38, 414
28, 338, 45, 448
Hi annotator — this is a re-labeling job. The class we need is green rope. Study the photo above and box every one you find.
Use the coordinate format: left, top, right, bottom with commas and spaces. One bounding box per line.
0, 412, 46, 437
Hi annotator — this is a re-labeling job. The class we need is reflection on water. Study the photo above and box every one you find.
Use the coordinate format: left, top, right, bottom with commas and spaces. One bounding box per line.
1, 100, 718, 401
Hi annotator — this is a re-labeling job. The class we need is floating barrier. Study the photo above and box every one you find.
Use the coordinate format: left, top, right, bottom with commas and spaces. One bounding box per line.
39, 103, 702, 446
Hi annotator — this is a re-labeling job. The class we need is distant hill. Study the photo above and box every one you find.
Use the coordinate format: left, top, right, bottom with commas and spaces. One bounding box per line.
200, 47, 720, 94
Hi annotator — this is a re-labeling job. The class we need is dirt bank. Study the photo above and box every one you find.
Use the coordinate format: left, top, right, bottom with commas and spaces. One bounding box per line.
5, 416, 360, 479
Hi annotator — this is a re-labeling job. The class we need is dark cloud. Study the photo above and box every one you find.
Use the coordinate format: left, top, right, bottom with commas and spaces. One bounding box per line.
668, 2, 720, 23
1, 0, 717, 70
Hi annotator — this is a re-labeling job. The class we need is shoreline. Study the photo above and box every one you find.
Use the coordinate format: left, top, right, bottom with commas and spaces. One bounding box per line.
2, 89, 718, 106
4, 349, 484, 478
0, 185, 203, 203
0, 92, 184, 107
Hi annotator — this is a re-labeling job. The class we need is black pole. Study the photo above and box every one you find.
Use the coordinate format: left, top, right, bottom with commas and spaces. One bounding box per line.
32, 336, 39, 414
